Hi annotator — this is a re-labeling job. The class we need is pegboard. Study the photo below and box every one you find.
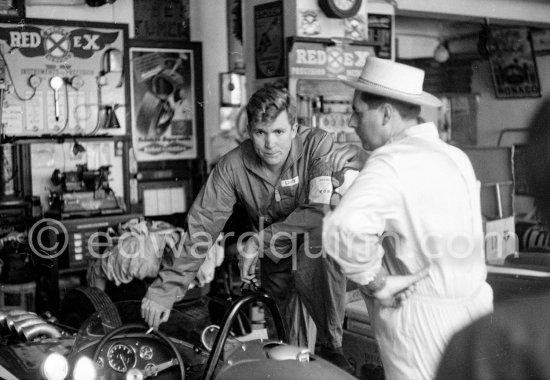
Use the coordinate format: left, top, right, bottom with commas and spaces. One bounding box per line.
0, 18, 128, 138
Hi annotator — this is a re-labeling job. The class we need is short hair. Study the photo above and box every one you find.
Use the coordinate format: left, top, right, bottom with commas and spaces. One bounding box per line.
246, 86, 296, 130
359, 91, 421, 120
526, 97, 550, 223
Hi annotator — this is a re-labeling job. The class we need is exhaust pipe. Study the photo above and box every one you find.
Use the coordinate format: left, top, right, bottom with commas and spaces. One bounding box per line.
0, 309, 28, 328
19, 323, 61, 341
5, 313, 38, 330
0, 309, 61, 340
11, 318, 45, 336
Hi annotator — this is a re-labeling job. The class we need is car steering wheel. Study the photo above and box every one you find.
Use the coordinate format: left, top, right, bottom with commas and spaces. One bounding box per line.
92, 322, 186, 379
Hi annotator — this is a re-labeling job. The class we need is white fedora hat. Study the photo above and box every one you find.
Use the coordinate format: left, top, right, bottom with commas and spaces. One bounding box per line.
339, 57, 442, 107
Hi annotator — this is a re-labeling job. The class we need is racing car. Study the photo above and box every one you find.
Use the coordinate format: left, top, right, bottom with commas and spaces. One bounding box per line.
0, 287, 357, 380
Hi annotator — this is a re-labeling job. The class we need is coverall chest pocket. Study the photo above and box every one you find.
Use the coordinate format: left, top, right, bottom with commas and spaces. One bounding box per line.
277, 185, 300, 214
236, 190, 261, 225
279, 194, 296, 214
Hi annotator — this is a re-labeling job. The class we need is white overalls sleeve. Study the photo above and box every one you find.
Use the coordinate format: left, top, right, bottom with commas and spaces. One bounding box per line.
322, 155, 400, 285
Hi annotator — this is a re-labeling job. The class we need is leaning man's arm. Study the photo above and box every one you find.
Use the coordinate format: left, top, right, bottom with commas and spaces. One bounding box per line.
145, 161, 238, 309
144, 240, 205, 309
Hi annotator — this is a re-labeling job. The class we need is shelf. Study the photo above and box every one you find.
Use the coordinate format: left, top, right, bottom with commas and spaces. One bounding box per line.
59, 266, 88, 275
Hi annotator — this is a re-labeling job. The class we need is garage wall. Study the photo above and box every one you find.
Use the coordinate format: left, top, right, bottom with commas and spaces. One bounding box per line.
25, 0, 227, 165
473, 55, 550, 146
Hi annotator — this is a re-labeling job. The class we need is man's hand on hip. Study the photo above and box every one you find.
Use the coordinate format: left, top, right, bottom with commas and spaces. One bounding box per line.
373, 266, 430, 308
141, 297, 171, 330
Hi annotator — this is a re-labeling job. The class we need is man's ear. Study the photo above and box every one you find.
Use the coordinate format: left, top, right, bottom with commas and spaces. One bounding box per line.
382, 103, 393, 125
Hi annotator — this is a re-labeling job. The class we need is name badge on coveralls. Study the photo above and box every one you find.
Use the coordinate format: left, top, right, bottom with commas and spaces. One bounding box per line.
281, 176, 299, 187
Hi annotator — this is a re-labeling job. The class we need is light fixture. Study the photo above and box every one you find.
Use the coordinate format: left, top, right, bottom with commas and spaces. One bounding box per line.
72, 356, 97, 380
433, 41, 450, 63
41, 352, 69, 380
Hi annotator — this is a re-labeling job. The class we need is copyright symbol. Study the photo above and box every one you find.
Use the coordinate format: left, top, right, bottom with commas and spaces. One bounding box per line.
28, 218, 68, 259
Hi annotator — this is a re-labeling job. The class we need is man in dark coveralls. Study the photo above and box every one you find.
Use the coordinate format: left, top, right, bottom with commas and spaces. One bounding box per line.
141, 85, 351, 370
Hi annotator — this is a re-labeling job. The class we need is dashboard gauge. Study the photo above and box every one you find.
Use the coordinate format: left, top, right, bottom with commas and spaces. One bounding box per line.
139, 345, 153, 360
107, 344, 136, 372
96, 357, 104, 368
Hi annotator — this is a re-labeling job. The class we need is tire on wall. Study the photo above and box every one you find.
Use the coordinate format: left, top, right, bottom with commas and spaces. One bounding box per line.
58, 287, 122, 331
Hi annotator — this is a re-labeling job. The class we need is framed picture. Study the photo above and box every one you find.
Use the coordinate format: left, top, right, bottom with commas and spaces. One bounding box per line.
129, 40, 203, 162
489, 27, 541, 99
0, 0, 24, 18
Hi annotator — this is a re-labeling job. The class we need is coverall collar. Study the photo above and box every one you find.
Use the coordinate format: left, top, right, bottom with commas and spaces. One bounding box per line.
242, 130, 304, 182
388, 122, 439, 144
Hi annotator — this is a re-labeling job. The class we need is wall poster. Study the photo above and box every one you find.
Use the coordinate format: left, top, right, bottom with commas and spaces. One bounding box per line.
489, 27, 541, 99
0, 18, 128, 137
129, 40, 202, 161
254, 1, 285, 79
227, 0, 245, 73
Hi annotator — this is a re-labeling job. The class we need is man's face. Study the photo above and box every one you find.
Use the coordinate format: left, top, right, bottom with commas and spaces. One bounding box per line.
349, 91, 388, 151
250, 111, 297, 171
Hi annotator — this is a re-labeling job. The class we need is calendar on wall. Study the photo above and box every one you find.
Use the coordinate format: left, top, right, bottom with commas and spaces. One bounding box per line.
0, 18, 128, 137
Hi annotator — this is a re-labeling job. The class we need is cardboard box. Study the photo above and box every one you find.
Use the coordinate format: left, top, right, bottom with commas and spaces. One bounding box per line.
485, 216, 518, 265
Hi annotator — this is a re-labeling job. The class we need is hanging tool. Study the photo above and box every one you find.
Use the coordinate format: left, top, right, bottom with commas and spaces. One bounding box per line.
49, 76, 64, 121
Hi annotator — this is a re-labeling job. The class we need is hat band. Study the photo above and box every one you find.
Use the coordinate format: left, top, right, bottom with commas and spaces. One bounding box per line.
358, 77, 422, 97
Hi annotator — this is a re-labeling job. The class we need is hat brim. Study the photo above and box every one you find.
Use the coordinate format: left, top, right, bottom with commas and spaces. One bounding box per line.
339, 75, 442, 108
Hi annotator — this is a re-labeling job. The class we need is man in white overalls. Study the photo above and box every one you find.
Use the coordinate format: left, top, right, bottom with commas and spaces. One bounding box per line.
323, 57, 493, 380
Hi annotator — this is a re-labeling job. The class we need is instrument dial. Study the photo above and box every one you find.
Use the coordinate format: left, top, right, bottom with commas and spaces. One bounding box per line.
139, 345, 153, 360
107, 343, 136, 372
